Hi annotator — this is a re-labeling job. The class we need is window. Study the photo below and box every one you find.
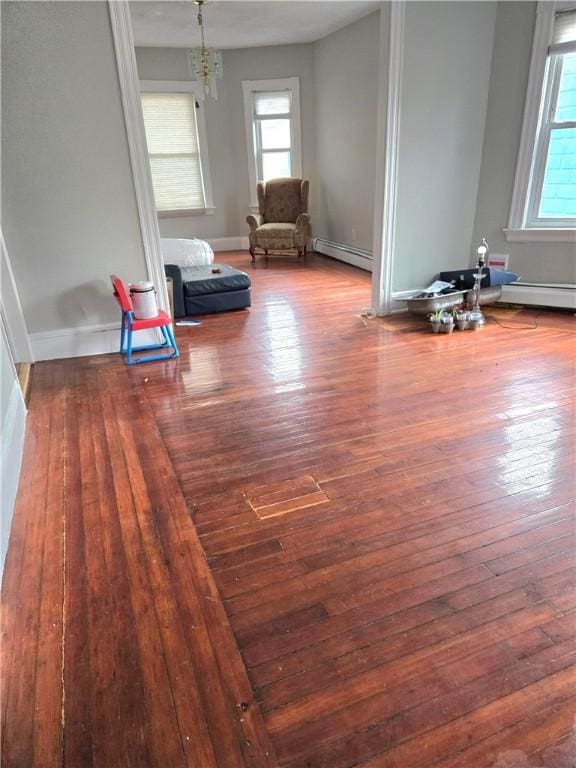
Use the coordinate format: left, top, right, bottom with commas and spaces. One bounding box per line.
242, 78, 302, 207
139, 81, 214, 216
254, 91, 293, 181
507, 4, 576, 241
530, 23, 576, 225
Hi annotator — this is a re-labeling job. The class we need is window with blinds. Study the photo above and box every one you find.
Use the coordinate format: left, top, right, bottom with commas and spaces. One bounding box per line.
549, 8, 576, 54
529, 8, 576, 224
141, 92, 206, 212
253, 90, 293, 181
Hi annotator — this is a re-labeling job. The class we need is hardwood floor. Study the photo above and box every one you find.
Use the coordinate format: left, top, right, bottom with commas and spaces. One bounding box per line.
2, 251, 575, 767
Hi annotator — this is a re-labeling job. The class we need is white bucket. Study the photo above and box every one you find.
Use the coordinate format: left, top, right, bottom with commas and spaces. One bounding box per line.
130, 281, 159, 319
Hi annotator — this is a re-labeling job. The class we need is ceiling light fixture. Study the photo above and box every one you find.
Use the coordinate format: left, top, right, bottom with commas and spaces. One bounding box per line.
188, 0, 222, 100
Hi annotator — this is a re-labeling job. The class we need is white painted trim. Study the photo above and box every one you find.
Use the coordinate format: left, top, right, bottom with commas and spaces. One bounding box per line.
504, 227, 576, 242
242, 77, 302, 209
29, 322, 160, 362
1, 376, 26, 577
207, 236, 250, 252
371, 1, 405, 315
312, 238, 373, 272
0, 228, 33, 362
109, 1, 169, 314
499, 282, 576, 309
158, 207, 216, 219
139, 79, 215, 211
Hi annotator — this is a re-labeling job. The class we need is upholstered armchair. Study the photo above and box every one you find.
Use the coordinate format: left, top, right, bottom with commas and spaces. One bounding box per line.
246, 178, 311, 263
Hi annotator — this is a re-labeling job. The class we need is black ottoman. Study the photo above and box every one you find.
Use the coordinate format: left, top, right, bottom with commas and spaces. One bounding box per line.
164, 264, 251, 317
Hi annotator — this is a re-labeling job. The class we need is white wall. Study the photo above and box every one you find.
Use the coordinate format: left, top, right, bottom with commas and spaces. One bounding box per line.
393, 1, 497, 292
313, 10, 383, 253
1, 1, 149, 334
135, 43, 316, 240
0, 325, 26, 580
471, 2, 576, 285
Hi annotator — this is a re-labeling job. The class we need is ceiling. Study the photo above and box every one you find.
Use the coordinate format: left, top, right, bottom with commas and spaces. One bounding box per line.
129, 1, 381, 49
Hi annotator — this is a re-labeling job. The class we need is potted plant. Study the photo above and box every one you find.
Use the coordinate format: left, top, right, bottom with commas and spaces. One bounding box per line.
429, 310, 443, 333
440, 313, 455, 334
453, 303, 470, 331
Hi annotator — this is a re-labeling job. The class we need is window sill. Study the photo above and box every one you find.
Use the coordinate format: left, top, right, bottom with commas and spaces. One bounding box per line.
504, 227, 576, 243
158, 207, 216, 219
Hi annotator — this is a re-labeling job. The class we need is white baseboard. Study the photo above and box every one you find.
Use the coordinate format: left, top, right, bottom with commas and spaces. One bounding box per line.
499, 283, 576, 309
207, 236, 250, 252
30, 322, 161, 361
312, 238, 374, 272
1, 382, 26, 578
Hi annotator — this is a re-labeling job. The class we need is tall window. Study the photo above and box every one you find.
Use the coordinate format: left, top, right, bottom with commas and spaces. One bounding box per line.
531, 22, 576, 224
508, 4, 576, 239
253, 91, 293, 181
140, 82, 214, 216
243, 78, 302, 206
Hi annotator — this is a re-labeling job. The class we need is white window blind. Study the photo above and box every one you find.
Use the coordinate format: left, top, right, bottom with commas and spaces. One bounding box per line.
141, 92, 206, 212
549, 8, 576, 55
254, 91, 291, 116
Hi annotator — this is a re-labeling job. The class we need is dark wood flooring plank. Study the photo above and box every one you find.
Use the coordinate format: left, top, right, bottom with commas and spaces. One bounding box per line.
282, 640, 576, 768
257, 591, 557, 714
120, 379, 278, 768
96, 377, 192, 767
338, 667, 576, 768
431, 698, 576, 768
1, 366, 62, 768
63, 374, 96, 767
264, 602, 560, 737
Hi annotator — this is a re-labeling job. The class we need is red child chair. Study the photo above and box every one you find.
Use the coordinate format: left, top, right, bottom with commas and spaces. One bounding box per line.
111, 274, 179, 365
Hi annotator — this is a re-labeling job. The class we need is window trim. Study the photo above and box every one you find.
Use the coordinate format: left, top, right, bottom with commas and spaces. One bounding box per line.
242, 77, 302, 209
139, 80, 215, 217
506, 1, 576, 243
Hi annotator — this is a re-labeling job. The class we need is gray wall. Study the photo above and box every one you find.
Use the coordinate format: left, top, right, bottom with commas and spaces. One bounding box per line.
135, 43, 316, 239
471, 2, 576, 284
2, 1, 148, 334
313, 10, 382, 253
393, 1, 497, 292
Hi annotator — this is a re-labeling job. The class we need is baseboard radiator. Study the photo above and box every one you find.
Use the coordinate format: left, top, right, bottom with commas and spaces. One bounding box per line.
312, 238, 373, 272
499, 283, 576, 310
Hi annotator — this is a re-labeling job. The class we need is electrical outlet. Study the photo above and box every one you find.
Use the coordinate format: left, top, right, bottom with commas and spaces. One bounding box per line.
351, 227, 357, 242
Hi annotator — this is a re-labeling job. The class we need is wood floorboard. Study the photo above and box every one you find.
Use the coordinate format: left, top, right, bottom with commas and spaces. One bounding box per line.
1, 252, 574, 767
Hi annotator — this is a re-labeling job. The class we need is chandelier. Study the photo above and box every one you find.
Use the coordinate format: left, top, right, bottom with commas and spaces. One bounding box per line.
188, 0, 223, 100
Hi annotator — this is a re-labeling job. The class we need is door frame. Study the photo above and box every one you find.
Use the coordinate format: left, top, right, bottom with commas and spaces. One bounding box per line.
1, 227, 34, 363
109, 0, 169, 314
109, 0, 406, 317
371, 0, 405, 315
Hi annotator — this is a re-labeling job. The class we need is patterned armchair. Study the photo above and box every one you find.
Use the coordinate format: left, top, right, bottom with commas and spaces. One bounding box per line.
246, 178, 311, 263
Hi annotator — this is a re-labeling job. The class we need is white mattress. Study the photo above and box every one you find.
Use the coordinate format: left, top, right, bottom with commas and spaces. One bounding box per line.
161, 237, 214, 267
